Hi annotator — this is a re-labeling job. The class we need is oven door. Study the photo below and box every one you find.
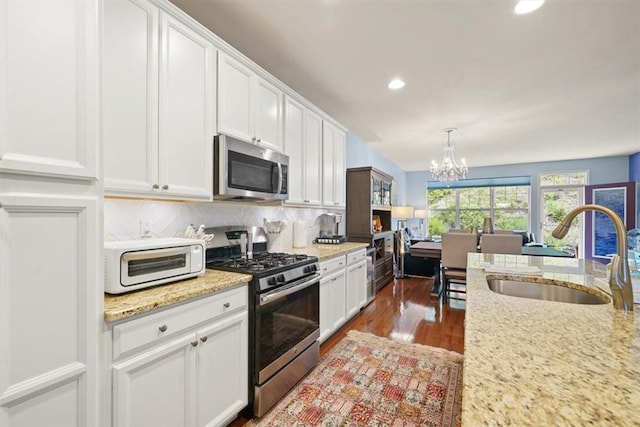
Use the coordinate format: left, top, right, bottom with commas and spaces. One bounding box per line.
214, 134, 289, 200
254, 273, 320, 384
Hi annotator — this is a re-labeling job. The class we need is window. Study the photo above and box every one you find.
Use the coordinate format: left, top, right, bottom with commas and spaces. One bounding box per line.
427, 178, 530, 236
539, 171, 587, 251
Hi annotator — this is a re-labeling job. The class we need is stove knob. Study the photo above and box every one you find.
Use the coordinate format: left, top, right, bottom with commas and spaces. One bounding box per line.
267, 277, 277, 287
276, 274, 285, 284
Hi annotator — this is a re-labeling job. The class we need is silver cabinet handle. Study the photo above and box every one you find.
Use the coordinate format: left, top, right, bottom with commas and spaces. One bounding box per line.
152, 184, 159, 190
162, 184, 169, 190
191, 341, 198, 347
200, 336, 208, 343
223, 302, 230, 308
158, 325, 168, 332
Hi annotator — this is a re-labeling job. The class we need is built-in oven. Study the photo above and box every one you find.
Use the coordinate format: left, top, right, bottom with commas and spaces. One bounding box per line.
204, 226, 320, 418
254, 273, 320, 416
214, 134, 289, 201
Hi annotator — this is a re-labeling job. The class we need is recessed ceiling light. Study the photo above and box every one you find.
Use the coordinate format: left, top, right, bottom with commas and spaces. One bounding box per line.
514, 0, 545, 15
388, 79, 405, 90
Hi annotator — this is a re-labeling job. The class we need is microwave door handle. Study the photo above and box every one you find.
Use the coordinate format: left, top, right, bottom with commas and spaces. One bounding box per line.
277, 162, 283, 194
269, 162, 283, 194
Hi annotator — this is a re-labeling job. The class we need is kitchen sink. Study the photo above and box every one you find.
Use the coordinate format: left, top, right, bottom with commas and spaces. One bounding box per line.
486, 278, 610, 305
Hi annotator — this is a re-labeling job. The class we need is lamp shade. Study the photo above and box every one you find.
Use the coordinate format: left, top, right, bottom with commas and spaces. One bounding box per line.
414, 209, 428, 219
391, 206, 414, 219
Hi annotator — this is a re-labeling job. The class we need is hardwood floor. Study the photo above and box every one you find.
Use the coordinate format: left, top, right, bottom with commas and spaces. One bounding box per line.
228, 276, 465, 426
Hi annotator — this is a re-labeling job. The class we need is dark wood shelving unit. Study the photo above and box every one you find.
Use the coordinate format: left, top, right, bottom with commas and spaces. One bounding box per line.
346, 167, 395, 291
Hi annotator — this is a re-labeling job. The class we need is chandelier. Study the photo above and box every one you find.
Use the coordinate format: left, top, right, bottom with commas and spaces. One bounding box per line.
430, 128, 468, 182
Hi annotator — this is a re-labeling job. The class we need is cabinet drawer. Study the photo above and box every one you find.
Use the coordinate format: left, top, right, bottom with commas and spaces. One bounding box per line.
347, 249, 366, 265
319, 255, 346, 275
113, 285, 247, 359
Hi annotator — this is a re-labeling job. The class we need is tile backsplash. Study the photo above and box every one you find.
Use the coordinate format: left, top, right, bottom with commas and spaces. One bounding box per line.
104, 198, 344, 249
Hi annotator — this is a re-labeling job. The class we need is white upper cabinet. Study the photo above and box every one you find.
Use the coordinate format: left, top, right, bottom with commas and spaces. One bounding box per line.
304, 110, 323, 206
283, 96, 322, 206
322, 121, 346, 208
103, 0, 215, 200
159, 13, 215, 199
0, 0, 99, 180
103, 0, 159, 193
284, 97, 304, 204
217, 52, 253, 142
218, 52, 283, 152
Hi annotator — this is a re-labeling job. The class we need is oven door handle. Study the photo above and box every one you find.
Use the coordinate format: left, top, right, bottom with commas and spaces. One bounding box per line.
259, 273, 321, 306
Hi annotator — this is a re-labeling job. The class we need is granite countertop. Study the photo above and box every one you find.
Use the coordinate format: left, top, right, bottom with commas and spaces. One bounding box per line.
104, 269, 252, 323
462, 253, 640, 425
287, 242, 369, 260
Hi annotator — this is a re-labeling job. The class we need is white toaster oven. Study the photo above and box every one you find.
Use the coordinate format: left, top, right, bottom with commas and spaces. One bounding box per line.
104, 238, 205, 294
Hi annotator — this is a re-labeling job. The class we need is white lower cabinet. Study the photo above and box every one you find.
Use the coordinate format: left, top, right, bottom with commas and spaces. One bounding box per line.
113, 334, 195, 427
108, 286, 248, 427
346, 249, 368, 312
319, 256, 346, 342
196, 311, 248, 427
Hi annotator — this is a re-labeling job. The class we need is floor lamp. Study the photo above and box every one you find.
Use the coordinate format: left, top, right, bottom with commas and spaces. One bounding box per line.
392, 206, 414, 278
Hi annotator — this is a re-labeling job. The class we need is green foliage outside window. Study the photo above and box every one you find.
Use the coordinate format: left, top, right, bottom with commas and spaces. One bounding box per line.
428, 185, 530, 236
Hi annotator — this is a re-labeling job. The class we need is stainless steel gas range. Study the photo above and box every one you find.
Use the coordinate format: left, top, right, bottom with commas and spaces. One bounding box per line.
204, 226, 320, 417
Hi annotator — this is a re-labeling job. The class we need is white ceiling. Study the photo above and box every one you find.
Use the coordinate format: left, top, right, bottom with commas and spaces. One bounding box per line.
171, 0, 640, 171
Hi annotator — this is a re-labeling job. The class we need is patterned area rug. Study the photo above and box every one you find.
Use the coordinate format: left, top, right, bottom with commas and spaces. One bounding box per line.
253, 330, 464, 426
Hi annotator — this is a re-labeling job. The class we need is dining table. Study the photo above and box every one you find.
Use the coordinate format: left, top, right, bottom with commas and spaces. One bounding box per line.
409, 241, 575, 296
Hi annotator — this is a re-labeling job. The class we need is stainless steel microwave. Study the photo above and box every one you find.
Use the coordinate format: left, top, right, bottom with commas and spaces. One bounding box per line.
214, 134, 289, 201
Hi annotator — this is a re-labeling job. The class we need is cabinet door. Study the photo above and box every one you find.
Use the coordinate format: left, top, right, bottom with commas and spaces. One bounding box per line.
0, 194, 99, 426
304, 110, 323, 206
253, 77, 283, 152
159, 14, 215, 200
322, 122, 336, 206
333, 128, 347, 207
355, 261, 368, 308
0, 0, 98, 179
103, 0, 159, 194
217, 52, 253, 142
112, 335, 196, 427
283, 96, 305, 204
346, 264, 360, 319
319, 278, 332, 342
331, 270, 347, 330
196, 311, 248, 427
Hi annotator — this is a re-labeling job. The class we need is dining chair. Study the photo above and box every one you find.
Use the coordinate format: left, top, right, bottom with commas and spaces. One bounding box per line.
480, 234, 522, 254
493, 229, 514, 234
440, 232, 479, 300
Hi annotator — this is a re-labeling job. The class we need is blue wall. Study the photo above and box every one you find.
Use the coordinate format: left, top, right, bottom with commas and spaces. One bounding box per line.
346, 132, 407, 205
406, 156, 630, 239
630, 151, 640, 182
346, 133, 637, 237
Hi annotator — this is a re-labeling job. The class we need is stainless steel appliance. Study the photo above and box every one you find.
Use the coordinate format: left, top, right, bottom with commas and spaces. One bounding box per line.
214, 134, 289, 201
204, 226, 320, 417
316, 213, 346, 244
104, 238, 205, 294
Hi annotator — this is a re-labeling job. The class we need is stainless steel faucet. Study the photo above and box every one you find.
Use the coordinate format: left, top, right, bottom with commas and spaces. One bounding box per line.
552, 204, 633, 312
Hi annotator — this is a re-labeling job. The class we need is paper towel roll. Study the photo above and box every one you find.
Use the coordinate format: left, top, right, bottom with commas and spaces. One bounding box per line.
293, 221, 307, 248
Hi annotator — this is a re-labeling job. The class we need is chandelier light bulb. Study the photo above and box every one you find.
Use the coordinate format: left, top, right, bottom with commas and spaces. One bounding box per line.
430, 128, 468, 182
